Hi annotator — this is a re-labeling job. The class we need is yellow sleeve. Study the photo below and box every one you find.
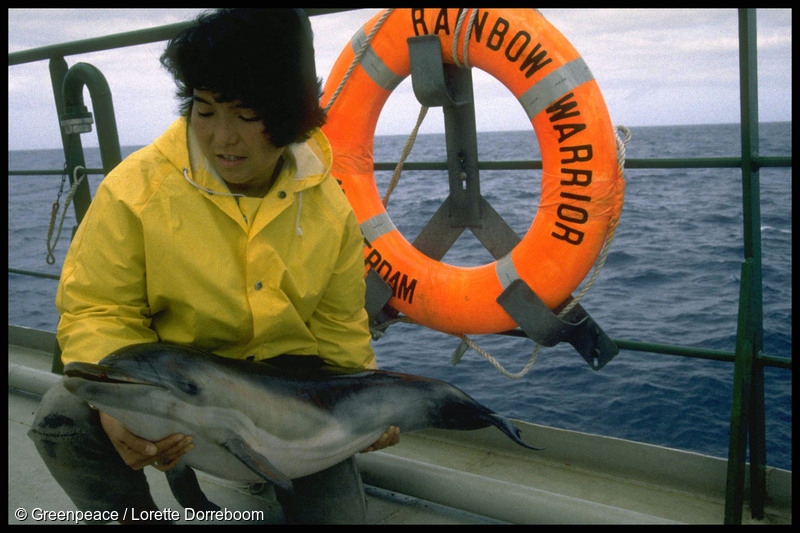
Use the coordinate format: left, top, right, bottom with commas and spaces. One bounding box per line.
55, 177, 157, 365
309, 209, 376, 369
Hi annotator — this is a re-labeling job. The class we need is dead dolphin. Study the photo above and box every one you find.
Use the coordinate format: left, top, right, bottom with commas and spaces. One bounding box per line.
63, 342, 540, 510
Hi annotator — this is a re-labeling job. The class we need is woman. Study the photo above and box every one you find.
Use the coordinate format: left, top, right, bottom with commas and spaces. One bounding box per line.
30, 9, 397, 524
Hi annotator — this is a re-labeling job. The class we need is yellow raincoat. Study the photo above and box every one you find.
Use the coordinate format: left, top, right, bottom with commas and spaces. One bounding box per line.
56, 117, 375, 368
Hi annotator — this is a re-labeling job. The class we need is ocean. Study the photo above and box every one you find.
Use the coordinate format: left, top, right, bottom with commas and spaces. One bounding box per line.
7, 122, 792, 471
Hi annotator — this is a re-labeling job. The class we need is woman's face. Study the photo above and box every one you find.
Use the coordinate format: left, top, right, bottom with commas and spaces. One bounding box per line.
190, 89, 285, 196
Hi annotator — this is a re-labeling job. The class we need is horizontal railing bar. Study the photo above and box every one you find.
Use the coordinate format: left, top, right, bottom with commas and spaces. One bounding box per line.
374, 156, 791, 172
615, 339, 791, 369
497, 328, 789, 369
753, 156, 793, 167
11, 157, 790, 178
8, 268, 60, 281
8, 22, 192, 66
8, 168, 105, 176
757, 353, 792, 370
8, 9, 354, 67
613, 338, 734, 360
624, 156, 792, 169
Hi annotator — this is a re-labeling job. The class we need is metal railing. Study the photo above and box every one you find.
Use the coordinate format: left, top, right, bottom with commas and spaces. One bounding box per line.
7, 8, 792, 524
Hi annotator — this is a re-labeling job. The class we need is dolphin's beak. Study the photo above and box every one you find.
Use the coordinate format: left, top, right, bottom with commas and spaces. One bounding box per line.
64, 362, 150, 386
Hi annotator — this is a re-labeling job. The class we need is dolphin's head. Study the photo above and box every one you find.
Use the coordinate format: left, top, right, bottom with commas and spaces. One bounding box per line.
63, 343, 221, 403
62, 343, 234, 443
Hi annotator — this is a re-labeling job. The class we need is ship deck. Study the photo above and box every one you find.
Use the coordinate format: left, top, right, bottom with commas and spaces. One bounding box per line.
8, 326, 791, 524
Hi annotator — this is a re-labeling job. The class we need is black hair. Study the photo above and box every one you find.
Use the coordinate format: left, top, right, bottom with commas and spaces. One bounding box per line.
160, 8, 326, 147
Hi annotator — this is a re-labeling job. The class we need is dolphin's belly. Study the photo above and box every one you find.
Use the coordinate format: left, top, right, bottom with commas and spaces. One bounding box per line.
183, 439, 262, 481
249, 429, 384, 480
102, 406, 384, 482
103, 410, 257, 480
181, 432, 382, 482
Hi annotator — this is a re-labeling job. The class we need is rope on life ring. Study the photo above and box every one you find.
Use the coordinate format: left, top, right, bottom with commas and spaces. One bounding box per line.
322, 8, 625, 339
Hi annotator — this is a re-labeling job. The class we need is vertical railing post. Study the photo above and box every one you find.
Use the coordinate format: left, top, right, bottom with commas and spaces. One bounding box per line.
60, 62, 123, 226
725, 259, 754, 524
47, 61, 122, 375
48, 56, 73, 376
724, 8, 766, 524
62, 63, 122, 178
49, 57, 93, 231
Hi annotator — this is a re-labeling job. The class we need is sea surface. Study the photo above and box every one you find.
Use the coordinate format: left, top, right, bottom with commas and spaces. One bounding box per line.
8, 122, 792, 470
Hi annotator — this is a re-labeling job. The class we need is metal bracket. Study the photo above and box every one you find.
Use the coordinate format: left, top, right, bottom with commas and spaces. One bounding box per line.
497, 279, 619, 370
364, 268, 394, 325
60, 107, 94, 134
407, 35, 522, 262
408, 35, 481, 228
408, 34, 469, 107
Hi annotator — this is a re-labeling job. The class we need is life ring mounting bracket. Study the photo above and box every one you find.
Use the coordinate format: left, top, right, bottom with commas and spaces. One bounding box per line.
497, 279, 618, 370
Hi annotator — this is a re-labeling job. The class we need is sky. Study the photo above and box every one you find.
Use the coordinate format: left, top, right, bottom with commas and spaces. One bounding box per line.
8, 8, 793, 150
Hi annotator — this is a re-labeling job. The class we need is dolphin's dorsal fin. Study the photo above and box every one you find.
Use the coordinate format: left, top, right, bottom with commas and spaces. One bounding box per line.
222, 438, 294, 493
166, 463, 221, 511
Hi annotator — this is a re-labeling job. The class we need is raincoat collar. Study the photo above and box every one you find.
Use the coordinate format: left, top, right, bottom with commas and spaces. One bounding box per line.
154, 118, 333, 236
154, 117, 331, 198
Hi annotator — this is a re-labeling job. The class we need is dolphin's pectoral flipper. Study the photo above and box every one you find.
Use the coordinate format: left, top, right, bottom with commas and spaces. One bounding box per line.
222, 438, 294, 494
165, 463, 221, 511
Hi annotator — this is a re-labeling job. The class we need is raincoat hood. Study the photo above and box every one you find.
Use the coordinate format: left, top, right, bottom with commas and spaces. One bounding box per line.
157, 117, 329, 235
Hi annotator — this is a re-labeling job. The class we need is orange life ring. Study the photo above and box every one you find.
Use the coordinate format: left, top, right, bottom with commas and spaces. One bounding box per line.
322, 8, 624, 335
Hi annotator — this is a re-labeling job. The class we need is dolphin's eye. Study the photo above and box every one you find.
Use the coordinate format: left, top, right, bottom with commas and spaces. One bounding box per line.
179, 381, 199, 395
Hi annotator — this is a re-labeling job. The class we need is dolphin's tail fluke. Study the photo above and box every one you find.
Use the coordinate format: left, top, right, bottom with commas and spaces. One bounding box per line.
484, 413, 544, 451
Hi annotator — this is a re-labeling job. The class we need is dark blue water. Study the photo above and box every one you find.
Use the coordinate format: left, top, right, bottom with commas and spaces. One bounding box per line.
8, 122, 792, 470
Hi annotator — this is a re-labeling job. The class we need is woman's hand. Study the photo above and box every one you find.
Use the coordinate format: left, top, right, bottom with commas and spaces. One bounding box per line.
361, 425, 400, 453
99, 411, 194, 472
